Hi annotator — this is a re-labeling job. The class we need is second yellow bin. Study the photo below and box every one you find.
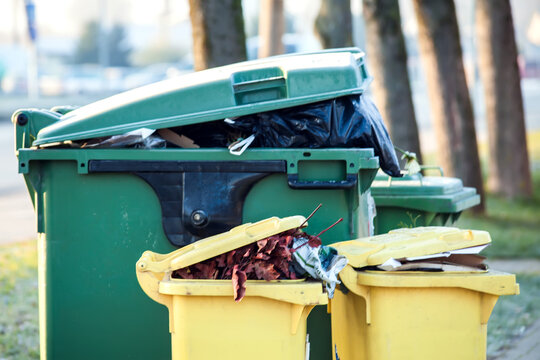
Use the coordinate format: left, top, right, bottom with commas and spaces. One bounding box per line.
330, 227, 520, 360
136, 216, 328, 360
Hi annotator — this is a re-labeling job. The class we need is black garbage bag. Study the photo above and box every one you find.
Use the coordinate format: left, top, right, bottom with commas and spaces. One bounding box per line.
177, 94, 402, 176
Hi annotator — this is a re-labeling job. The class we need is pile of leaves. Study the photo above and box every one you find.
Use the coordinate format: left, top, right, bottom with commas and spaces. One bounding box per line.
172, 227, 324, 301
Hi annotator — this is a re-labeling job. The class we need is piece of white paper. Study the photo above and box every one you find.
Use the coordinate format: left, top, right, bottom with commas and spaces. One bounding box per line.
448, 244, 489, 254
377, 258, 402, 271
405, 244, 489, 261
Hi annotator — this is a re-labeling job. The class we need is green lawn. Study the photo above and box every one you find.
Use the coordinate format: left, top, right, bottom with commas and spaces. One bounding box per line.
0, 241, 39, 359
455, 172, 540, 259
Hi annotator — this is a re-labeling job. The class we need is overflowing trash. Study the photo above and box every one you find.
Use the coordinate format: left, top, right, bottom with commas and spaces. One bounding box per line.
80, 128, 166, 149
172, 206, 347, 301
177, 95, 401, 176
56, 94, 402, 177
292, 235, 348, 297
332, 227, 492, 274
376, 244, 489, 272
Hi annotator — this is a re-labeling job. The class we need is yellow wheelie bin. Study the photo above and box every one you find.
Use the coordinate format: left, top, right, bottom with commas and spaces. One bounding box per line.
135, 216, 328, 360
330, 227, 519, 360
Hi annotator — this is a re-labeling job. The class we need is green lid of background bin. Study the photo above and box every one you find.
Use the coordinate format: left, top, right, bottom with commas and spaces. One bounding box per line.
371, 173, 480, 213
32, 48, 371, 146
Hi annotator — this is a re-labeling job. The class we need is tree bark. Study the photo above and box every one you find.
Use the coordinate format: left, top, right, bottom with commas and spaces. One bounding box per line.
476, 0, 532, 198
314, 0, 353, 49
258, 0, 284, 58
188, 0, 247, 71
412, 0, 485, 211
363, 0, 422, 164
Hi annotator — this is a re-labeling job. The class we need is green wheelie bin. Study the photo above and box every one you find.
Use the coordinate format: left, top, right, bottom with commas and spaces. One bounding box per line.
370, 171, 480, 234
14, 49, 383, 360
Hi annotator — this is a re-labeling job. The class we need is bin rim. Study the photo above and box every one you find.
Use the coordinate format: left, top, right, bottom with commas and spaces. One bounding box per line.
158, 276, 328, 305
371, 174, 464, 196
371, 187, 480, 213
340, 266, 519, 296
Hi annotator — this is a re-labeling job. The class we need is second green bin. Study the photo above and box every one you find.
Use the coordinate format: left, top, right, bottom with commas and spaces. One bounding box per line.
371, 172, 480, 234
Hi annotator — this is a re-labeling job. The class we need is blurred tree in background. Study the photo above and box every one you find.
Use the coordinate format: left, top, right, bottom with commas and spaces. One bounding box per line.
73, 21, 100, 64
413, 0, 485, 211
258, 0, 284, 57
188, 0, 247, 71
476, 0, 532, 198
73, 21, 131, 66
314, 0, 353, 48
363, 0, 422, 165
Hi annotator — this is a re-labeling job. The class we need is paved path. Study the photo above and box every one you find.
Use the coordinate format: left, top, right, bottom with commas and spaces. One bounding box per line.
0, 122, 37, 244
488, 259, 540, 275
487, 259, 540, 360
494, 319, 540, 360
0, 190, 36, 244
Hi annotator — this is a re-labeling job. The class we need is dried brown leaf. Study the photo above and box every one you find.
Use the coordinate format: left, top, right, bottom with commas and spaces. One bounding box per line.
173, 268, 194, 279
226, 250, 236, 266
253, 262, 280, 281
232, 265, 247, 302
257, 239, 268, 252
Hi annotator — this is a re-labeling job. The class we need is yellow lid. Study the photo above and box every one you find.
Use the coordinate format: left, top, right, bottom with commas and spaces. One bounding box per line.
137, 215, 305, 274
332, 227, 491, 268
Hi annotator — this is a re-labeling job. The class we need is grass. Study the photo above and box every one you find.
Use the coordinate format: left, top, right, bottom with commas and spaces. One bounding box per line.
0, 241, 39, 360
454, 172, 540, 259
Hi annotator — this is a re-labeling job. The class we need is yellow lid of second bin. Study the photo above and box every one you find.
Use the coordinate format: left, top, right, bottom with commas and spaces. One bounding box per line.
332, 227, 491, 268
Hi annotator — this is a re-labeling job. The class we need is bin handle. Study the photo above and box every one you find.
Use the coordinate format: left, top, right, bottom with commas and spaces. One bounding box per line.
386, 165, 445, 187
338, 266, 372, 324
287, 174, 358, 189
135, 264, 176, 333
136, 252, 172, 306
420, 165, 444, 177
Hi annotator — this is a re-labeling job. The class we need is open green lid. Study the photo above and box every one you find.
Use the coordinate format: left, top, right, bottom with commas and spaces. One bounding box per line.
31, 49, 371, 146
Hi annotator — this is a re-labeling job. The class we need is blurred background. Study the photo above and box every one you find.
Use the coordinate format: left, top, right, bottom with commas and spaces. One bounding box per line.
1, 0, 540, 359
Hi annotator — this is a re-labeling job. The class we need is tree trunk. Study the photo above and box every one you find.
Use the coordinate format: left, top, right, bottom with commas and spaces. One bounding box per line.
363, 0, 422, 164
314, 0, 353, 49
412, 0, 485, 211
476, 0, 532, 198
188, 0, 247, 71
258, 0, 284, 58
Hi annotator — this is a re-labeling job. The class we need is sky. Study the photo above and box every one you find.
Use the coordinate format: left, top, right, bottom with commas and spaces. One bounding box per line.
0, 0, 189, 41
1, 0, 538, 49
0, 0, 327, 42
1, 0, 539, 67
